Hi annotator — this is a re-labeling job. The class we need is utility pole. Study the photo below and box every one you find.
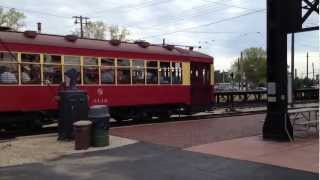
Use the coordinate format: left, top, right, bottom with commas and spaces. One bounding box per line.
295, 68, 297, 79
290, 33, 295, 107
73, 16, 90, 38
240, 52, 243, 90
312, 63, 315, 83
306, 52, 309, 79
222, 71, 225, 83
238, 58, 240, 90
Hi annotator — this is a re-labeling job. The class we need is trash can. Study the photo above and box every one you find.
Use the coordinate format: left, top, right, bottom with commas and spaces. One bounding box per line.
58, 90, 88, 140
73, 120, 92, 150
88, 105, 110, 147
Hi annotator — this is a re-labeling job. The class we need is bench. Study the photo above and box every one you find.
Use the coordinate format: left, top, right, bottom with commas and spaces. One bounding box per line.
288, 107, 319, 133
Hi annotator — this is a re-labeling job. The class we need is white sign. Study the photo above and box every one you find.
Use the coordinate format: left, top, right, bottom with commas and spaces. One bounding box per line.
267, 82, 276, 95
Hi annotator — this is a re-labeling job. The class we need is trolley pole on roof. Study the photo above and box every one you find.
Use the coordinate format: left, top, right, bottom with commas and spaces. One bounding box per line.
73, 16, 90, 38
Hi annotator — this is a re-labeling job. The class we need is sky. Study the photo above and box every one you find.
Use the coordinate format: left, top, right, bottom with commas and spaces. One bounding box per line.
1, 0, 319, 78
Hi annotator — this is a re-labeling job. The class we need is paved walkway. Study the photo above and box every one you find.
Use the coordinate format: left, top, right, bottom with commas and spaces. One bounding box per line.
111, 114, 265, 148
187, 135, 319, 173
0, 142, 317, 180
1, 113, 318, 179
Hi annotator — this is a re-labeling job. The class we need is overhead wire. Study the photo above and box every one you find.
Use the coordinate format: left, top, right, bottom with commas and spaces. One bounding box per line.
123, 0, 255, 30
139, 9, 266, 39
90, 0, 175, 18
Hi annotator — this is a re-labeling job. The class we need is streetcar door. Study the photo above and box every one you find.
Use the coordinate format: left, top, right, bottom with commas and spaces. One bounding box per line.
190, 62, 212, 110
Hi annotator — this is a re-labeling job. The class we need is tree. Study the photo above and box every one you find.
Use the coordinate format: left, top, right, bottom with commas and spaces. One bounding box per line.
0, 8, 25, 30
84, 21, 107, 39
73, 22, 130, 41
73, 21, 107, 39
108, 25, 130, 41
231, 47, 267, 88
214, 70, 232, 83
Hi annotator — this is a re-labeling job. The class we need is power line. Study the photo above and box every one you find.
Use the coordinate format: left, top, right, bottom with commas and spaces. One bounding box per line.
139, 9, 266, 39
90, 0, 225, 30
124, 0, 256, 30
90, 0, 174, 18
200, 0, 259, 10
181, 31, 261, 34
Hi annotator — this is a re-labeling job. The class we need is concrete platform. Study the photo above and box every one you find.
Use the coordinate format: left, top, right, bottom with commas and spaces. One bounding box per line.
0, 142, 317, 180
0, 134, 137, 167
187, 135, 319, 173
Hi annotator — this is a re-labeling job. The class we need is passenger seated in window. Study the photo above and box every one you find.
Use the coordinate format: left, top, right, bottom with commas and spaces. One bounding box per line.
101, 70, 114, 83
21, 65, 31, 83
0, 66, 17, 84
147, 71, 157, 84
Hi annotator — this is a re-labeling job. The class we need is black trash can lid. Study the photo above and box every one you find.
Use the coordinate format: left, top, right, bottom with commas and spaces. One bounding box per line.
73, 120, 92, 126
88, 105, 110, 118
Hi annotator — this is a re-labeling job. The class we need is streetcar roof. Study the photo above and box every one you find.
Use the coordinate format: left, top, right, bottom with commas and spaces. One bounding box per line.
0, 30, 213, 63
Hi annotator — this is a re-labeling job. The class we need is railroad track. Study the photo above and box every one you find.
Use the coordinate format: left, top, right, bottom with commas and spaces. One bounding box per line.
0, 109, 266, 141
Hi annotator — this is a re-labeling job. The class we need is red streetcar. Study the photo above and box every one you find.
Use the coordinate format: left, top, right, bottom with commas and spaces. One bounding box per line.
0, 30, 214, 127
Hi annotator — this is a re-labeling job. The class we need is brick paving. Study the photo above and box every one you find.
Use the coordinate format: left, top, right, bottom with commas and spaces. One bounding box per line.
186, 135, 319, 173
110, 114, 265, 148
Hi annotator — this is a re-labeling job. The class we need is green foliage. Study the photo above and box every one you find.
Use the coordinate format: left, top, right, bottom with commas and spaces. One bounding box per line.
0, 8, 25, 30
231, 47, 267, 87
294, 77, 314, 89
214, 70, 232, 83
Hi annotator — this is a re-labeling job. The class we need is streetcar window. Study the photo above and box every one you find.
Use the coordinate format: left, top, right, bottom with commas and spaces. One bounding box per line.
146, 69, 158, 84
0, 52, 17, 62
83, 57, 99, 84
21, 64, 41, 84
84, 66, 99, 84
101, 58, 115, 84
64, 65, 80, 84
43, 65, 62, 84
0, 64, 18, 84
147, 61, 157, 68
83, 57, 98, 66
117, 59, 130, 67
160, 62, 171, 84
44, 54, 61, 64
132, 60, 144, 68
132, 68, 145, 84
64, 56, 80, 65
117, 59, 131, 84
117, 68, 130, 84
132, 60, 145, 84
172, 62, 182, 84
21, 53, 40, 63
101, 67, 115, 84
101, 58, 115, 66
43, 54, 62, 84
146, 60, 158, 84
20, 53, 41, 84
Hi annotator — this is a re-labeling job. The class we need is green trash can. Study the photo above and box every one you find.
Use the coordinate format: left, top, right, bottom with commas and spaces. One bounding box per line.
88, 105, 110, 147
92, 129, 109, 147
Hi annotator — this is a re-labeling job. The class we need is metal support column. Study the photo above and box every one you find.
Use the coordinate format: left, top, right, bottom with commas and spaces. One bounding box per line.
263, 0, 293, 141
